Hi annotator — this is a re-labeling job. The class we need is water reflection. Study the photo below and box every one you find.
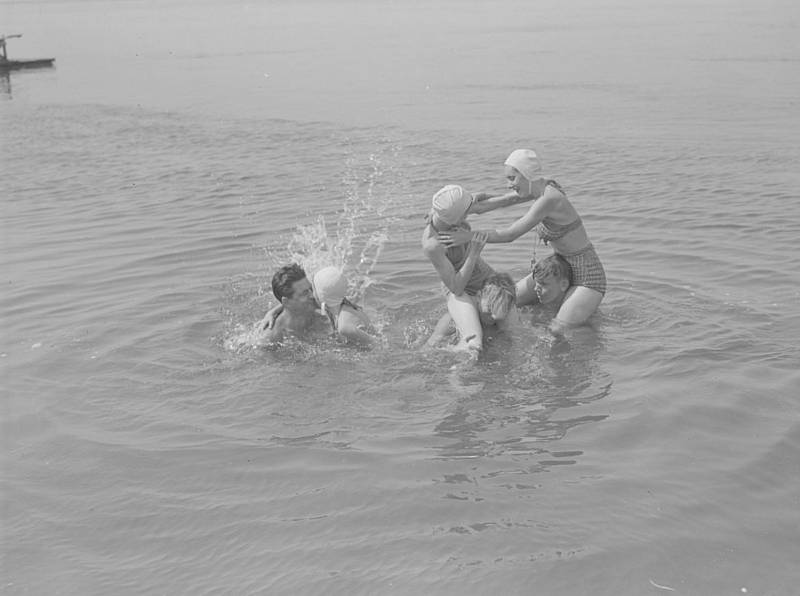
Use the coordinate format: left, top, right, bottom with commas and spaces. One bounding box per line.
432, 315, 611, 464
0, 58, 56, 99
0, 72, 10, 98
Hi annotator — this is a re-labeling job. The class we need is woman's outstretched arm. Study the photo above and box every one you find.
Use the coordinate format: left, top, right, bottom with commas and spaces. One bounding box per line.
441, 192, 559, 245
469, 191, 532, 214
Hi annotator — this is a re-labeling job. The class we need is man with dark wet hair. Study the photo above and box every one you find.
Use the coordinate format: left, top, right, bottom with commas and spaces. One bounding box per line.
256, 263, 318, 344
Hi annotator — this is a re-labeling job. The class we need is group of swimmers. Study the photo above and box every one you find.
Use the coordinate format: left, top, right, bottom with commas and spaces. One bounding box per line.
254, 148, 606, 354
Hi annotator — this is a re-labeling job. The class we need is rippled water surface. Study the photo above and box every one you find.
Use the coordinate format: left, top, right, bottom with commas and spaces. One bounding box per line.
2, 1, 800, 594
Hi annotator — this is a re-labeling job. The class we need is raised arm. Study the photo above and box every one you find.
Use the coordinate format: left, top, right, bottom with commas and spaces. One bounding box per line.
469, 191, 532, 215
487, 195, 553, 242
422, 229, 488, 295
441, 192, 558, 245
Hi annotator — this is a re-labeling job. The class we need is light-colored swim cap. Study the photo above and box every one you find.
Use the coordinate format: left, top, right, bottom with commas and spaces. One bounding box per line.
431, 184, 473, 225
312, 266, 347, 311
504, 149, 542, 182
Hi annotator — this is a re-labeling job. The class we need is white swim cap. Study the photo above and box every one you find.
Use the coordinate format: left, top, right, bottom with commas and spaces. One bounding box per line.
504, 149, 542, 182
312, 266, 347, 311
431, 184, 473, 225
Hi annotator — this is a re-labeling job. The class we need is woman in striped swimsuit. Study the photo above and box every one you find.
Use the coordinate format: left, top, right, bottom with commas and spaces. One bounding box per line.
438, 149, 606, 330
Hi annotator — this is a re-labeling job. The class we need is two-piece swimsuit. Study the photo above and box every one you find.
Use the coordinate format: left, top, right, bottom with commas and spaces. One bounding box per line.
535, 181, 607, 295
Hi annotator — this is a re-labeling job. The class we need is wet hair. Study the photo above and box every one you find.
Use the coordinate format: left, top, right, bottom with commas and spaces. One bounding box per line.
478, 272, 516, 321
271, 263, 308, 301
532, 254, 572, 284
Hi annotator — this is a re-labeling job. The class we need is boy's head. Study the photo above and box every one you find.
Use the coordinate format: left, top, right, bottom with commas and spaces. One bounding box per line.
478, 272, 516, 325
532, 255, 571, 304
271, 263, 316, 312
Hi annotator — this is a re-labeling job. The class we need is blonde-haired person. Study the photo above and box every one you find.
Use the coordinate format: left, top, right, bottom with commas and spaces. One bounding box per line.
438, 149, 606, 329
425, 272, 518, 348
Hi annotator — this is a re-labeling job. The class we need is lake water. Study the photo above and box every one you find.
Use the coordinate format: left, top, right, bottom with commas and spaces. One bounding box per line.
2, 1, 799, 594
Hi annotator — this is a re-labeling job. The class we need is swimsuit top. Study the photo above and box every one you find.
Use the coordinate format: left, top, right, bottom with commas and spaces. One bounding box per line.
325, 297, 362, 332
429, 220, 495, 295
535, 180, 584, 244
536, 216, 584, 244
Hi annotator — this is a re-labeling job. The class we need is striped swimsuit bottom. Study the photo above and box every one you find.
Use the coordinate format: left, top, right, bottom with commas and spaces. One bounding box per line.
533, 243, 606, 295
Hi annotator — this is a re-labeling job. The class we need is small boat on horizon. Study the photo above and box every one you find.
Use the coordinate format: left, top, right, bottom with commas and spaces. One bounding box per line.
0, 34, 55, 71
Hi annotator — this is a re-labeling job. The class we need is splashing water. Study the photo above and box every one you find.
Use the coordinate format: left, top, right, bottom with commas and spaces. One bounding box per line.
227, 151, 398, 352
269, 152, 394, 304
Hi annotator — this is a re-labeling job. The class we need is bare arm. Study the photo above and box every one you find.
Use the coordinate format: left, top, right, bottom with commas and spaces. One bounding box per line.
440, 192, 559, 245
469, 191, 532, 215
337, 308, 375, 347
422, 228, 488, 295
256, 303, 284, 330
255, 320, 286, 345
487, 191, 560, 242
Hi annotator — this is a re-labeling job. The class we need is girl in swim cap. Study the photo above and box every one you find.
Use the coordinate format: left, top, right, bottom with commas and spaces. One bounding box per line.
422, 184, 495, 355
437, 149, 606, 333
312, 266, 374, 347
258, 266, 375, 347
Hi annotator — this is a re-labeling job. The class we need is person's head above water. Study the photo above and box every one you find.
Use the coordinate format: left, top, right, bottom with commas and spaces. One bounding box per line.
532, 254, 571, 305
504, 149, 544, 196
311, 266, 373, 343
478, 272, 516, 325
271, 263, 316, 312
312, 266, 348, 312
505, 149, 542, 181
431, 184, 474, 227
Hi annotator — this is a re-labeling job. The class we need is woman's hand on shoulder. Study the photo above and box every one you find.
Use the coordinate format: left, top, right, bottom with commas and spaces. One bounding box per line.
438, 228, 473, 247
257, 303, 283, 330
